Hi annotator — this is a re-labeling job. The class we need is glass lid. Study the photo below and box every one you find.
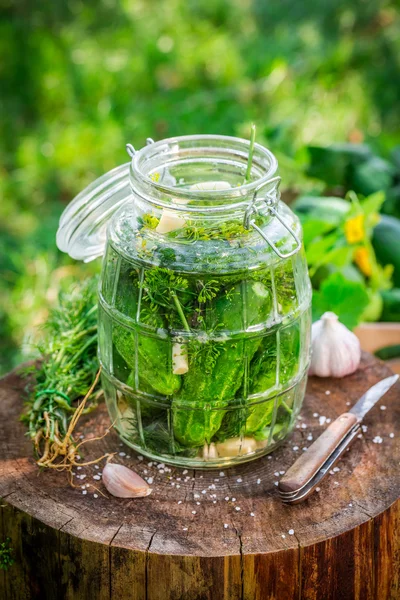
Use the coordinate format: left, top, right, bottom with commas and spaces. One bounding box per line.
56, 162, 131, 262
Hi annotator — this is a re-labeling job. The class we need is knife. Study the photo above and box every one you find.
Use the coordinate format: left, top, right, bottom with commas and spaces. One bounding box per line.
278, 374, 399, 504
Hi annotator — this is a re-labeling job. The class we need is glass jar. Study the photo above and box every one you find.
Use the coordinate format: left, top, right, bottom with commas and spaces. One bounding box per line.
57, 135, 312, 468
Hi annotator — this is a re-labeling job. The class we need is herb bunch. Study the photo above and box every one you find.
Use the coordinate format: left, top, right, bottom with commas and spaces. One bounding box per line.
22, 278, 110, 471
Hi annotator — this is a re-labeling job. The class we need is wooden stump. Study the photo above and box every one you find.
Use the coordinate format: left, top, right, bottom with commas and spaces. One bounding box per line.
0, 353, 399, 600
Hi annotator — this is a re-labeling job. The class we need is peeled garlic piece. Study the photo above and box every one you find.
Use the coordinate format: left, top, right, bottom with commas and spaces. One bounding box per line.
155, 209, 186, 234
189, 181, 231, 191
102, 463, 152, 498
216, 436, 258, 457
156, 181, 231, 234
309, 311, 361, 378
202, 442, 218, 460
172, 342, 189, 375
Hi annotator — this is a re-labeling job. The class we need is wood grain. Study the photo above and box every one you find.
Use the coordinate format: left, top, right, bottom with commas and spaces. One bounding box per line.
0, 353, 399, 599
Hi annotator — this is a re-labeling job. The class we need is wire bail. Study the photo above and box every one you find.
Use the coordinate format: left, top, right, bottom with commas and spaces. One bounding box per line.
244, 176, 301, 259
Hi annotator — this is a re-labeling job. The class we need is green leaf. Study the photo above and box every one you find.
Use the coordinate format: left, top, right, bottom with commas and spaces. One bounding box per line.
312, 272, 369, 330
301, 219, 338, 247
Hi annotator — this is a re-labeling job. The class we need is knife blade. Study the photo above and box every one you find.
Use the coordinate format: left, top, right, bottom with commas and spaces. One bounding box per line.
278, 374, 399, 499
349, 374, 399, 420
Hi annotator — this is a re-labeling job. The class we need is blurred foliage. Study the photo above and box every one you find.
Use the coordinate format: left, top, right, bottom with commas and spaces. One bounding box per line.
1, 0, 400, 374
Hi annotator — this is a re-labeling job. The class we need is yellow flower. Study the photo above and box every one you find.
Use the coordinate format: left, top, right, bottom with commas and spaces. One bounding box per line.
354, 247, 372, 277
344, 214, 365, 244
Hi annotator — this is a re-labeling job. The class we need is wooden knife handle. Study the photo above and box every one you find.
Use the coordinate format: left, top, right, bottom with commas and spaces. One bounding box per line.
279, 412, 359, 493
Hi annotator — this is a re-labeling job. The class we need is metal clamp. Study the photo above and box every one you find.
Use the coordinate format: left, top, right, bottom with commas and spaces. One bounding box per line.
244, 176, 301, 259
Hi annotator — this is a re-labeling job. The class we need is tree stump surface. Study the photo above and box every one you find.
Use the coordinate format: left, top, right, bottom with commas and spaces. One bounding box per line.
0, 353, 399, 600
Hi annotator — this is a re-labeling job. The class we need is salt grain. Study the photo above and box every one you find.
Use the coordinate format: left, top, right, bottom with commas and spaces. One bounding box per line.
362, 425, 368, 433
293, 446, 299, 451
225, 496, 230, 501
288, 529, 294, 535
94, 494, 98, 499
192, 511, 197, 515
232, 497, 236, 502
274, 472, 279, 477
257, 478, 261, 484
280, 471, 285, 475
250, 512, 255, 517
93, 475, 101, 481
349, 503, 353, 507
77, 466, 82, 470
390, 433, 395, 438
380, 405, 387, 411
201, 490, 207, 494
325, 390, 331, 395
274, 482, 279, 486
183, 470, 188, 475
183, 527, 188, 531
82, 490, 87, 495
235, 507, 241, 511
224, 524, 229, 529
147, 477, 154, 484
333, 467, 340, 472
236, 478, 242, 483
196, 502, 200, 505
346, 401, 351, 406
316, 487, 321, 492
219, 472, 225, 477
319, 416, 327, 426
194, 493, 200, 499
95, 465, 99, 470
313, 412, 319, 418
178, 501, 182, 505
307, 434, 313, 441
373, 436, 383, 444
302, 447, 308, 452
282, 534, 286, 538
138, 455, 143, 461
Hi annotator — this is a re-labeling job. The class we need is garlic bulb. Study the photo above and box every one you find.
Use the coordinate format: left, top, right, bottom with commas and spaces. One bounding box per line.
309, 311, 361, 378
102, 463, 152, 498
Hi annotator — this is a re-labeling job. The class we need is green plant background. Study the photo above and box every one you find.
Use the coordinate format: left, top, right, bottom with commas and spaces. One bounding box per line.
1, 0, 400, 375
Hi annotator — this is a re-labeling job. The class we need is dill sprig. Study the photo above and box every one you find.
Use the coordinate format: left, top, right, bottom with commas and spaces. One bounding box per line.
22, 278, 110, 471
244, 123, 256, 184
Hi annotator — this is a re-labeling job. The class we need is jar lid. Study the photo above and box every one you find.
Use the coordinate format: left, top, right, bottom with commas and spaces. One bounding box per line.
56, 162, 131, 262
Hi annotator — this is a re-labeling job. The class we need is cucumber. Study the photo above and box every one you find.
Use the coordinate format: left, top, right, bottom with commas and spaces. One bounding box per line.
380, 289, 400, 322
113, 324, 181, 396
172, 280, 272, 447
375, 345, 400, 361
372, 215, 400, 287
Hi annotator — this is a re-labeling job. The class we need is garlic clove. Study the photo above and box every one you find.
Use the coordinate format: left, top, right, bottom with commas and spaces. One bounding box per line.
202, 442, 219, 461
172, 342, 189, 375
208, 442, 218, 459
102, 463, 152, 498
155, 209, 186, 234
216, 436, 258, 457
189, 181, 231, 191
309, 311, 361, 378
